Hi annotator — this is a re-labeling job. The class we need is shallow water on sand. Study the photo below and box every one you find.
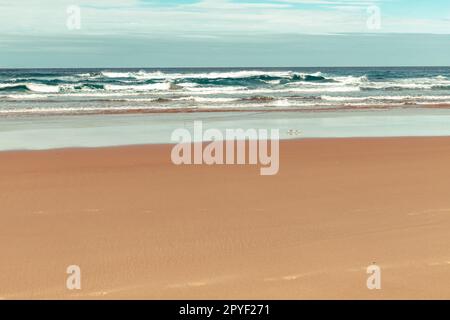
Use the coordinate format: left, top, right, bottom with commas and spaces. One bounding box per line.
1, 109, 450, 151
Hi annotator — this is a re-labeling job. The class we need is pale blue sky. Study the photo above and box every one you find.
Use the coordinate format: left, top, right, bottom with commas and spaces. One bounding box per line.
1, 0, 449, 67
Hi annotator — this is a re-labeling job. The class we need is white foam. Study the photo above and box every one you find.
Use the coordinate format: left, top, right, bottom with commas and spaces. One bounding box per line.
27, 83, 60, 93
6, 94, 49, 99
321, 95, 450, 102
103, 82, 173, 91
0, 83, 60, 93
174, 96, 238, 103
99, 70, 313, 80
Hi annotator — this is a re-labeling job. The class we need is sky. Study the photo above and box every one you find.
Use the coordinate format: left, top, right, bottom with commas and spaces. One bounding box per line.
1, 0, 449, 67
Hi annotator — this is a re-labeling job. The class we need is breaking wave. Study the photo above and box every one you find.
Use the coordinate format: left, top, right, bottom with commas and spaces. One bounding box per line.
2, 67, 450, 115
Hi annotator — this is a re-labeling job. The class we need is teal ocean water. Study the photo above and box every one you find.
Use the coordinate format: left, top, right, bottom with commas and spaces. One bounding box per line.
1, 67, 450, 115
1, 67, 450, 150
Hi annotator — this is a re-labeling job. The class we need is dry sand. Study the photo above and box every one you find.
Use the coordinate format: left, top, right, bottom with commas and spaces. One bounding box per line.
0, 137, 450, 299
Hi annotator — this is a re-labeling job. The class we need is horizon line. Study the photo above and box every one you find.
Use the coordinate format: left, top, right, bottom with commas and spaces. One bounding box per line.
1, 65, 450, 70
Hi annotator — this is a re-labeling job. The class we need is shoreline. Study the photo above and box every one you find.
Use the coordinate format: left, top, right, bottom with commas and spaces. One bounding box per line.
3, 108, 450, 151
1, 103, 450, 117
1, 137, 450, 299
1, 134, 450, 154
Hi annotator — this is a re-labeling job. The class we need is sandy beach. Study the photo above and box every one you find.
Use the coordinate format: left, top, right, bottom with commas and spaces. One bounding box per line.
1, 137, 450, 299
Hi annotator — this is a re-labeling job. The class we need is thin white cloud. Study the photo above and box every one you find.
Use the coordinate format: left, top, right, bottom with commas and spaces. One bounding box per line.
0, 0, 449, 37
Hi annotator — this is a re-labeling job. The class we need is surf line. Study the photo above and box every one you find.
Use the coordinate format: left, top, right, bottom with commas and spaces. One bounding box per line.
170, 121, 280, 176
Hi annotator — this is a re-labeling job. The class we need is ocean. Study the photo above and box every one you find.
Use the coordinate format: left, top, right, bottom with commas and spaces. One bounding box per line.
1, 67, 450, 115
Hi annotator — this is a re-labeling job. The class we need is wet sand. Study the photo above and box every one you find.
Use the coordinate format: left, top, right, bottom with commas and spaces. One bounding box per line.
3, 103, 450, 116
1, 137, 450, 299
